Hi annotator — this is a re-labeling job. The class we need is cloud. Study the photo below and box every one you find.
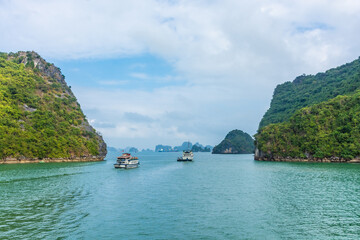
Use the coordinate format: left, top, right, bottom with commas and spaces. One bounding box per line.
123, 112, 155, 123
72, 82, 269, 148
130, 73, 149, 80
98, 80, 130, 86
2, 0, 359, 77
88, 119, 116, 129
295, 22, 333, 33
1, 0, 360, 148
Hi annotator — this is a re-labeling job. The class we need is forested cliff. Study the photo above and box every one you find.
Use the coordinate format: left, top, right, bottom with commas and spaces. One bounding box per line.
0, 51, 106, 163
255, 57, 360, 162
259, 57, 360, 129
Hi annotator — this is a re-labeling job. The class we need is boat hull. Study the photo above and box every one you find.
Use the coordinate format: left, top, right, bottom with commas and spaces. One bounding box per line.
114, 163, 139, 169
177, 158, 193, 162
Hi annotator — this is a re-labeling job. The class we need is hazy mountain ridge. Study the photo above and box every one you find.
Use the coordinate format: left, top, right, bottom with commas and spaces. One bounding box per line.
155, 142, 212, 152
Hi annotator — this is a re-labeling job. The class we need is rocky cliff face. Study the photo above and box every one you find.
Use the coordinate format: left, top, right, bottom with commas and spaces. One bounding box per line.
8, 51, 68, 86
254, 148, 360, 163
0, 51, 107, 163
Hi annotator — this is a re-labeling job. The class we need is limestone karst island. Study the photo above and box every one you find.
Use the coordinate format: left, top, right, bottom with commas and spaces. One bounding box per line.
255, 56, 360, 163
0, 51, 107, 163
212, 129, 254, 154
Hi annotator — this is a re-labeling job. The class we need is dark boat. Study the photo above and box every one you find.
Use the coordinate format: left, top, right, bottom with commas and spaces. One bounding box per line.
177, 150, 194, 161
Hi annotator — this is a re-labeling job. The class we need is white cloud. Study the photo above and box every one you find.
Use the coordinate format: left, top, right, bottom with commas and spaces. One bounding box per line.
72, 82, 272, 148
130, 73, 149, 80
98, 80, 130, 86
1, 0, 360, 148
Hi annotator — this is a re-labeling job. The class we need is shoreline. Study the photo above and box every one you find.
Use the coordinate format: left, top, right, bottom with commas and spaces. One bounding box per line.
254, 148, 360, 163
254, 156, 360, 163
0, 157, 105, 164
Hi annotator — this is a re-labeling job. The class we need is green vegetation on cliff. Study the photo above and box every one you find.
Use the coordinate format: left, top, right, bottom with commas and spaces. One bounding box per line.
213, 130, 254, 154
259, 57, 360, 129
255, 91, 360, 160
0, 51, 106, 160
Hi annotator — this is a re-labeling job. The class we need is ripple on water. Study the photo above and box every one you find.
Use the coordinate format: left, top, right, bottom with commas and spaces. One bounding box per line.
0, 153, 360, 239
0, 162, 95, 239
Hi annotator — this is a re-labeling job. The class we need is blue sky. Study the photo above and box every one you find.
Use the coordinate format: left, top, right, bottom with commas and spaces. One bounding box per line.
50, 54, 183, 91
1, 0, 360, 149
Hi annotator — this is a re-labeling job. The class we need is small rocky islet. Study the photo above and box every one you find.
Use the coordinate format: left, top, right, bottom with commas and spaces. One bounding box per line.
212, 129, 254, 154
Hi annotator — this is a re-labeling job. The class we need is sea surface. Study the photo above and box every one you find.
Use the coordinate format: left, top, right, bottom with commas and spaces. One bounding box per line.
0, 152, 359, 239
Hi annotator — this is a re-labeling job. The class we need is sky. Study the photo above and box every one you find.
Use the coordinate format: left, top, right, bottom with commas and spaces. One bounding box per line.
1, 0, 360, 149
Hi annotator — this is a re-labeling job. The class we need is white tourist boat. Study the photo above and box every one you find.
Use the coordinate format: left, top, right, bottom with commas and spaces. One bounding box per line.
114, 153, 139, 169
177, 150, 194, 161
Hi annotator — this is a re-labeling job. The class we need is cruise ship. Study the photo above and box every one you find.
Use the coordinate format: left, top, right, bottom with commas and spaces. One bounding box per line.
177, 150, 194, 161
114, 153, 139, 169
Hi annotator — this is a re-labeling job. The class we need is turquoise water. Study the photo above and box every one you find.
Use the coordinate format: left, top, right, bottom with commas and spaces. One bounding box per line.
0, 152, 360, 239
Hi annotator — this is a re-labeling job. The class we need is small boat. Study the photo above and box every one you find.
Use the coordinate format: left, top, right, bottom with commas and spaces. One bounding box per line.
177, 150, 194, 161
114, 153, 139, 169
